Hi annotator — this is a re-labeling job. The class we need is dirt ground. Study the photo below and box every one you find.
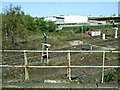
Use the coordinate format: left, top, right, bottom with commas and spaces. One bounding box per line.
1, 32, 120, 89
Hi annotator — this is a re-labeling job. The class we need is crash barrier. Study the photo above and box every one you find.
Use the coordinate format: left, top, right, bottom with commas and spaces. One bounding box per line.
0, 50, 120, 83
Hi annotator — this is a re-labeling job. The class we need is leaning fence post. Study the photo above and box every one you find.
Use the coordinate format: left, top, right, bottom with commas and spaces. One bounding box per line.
67, 50, 71, 81
24, 50, 29, 81
102, 51, 105, 83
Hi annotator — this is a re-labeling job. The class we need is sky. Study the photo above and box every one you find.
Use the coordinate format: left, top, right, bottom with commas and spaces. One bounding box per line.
1, 0, 120, 2
1, 1, 119, 17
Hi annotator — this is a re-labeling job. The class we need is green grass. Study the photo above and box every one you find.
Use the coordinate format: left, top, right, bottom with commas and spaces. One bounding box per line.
104, 72, 116, 82
2, 27, 115, 50
89, 75, 94, 77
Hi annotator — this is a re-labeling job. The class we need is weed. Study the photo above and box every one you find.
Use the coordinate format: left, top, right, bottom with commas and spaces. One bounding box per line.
87, 79, 94, 83
89, 75, 94, 77
31, 79, 35, 82
57, 36, 61, 40
104, 72, 115, 82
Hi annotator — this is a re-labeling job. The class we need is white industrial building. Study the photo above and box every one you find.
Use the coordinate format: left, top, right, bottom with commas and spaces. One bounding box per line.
44, 15, 88, 24
44, 16, 56, 22
44, 15, 108, 30
56, 15, 88, 24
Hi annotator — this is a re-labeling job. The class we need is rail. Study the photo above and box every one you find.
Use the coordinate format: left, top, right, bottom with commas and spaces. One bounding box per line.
1, 50, 120, 83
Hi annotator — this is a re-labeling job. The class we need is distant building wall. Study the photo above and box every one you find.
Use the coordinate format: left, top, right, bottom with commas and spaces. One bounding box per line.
44, 15, 88, 24
44, 17, 56, 22
56, 17, 64, 23
61, 25, 113, 30
57, 16, 88, 24
88, 20, 106, 25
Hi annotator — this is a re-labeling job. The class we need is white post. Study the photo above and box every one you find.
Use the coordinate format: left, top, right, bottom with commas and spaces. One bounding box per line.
24, 51, 29, 81
67, 51, 71, 81
82, 25, 83, 37
103, 34, 105, 40
46, 47, 49, 64
102, 51, 105, 83
41, 43, 44, 63
90, 45, 92, 54
115, 28, 118, 38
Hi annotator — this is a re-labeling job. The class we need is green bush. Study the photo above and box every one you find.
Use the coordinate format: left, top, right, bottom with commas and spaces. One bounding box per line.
75, 28, 82, 33
83, 28, 86, 33
104, 72, 115, 82
86, 27, 89, 31
105, 30, 108, 33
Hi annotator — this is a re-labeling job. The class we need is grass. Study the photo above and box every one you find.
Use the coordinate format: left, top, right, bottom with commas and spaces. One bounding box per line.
87, 79, 94, 83
2, 26, 115, 50
99, 69, 119, 83
89, 75, 94, 77
104, 72, 116, 82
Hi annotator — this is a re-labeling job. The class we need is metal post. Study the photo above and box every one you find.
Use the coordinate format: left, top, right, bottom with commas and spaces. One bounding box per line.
82, 25, 83, 37
90, 45, 92, 54
102, 51, 105, 83
103, 34, 105, 40
46, 47, 49, 64
41, 43, 44, 63
67, 51, 71, 81
24, 50, 29, 81
115, 28, 118, 38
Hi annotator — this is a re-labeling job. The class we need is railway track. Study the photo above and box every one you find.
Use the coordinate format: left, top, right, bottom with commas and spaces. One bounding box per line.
1, 37, 119, 65
90, 38, 118, 44
1, 37, 119, 83
44, 59, 119, 83
2, 50, 119, 83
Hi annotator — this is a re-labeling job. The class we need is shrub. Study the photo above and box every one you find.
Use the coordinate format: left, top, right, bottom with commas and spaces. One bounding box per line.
104, 72, 115, 82
75, 28, 82, 33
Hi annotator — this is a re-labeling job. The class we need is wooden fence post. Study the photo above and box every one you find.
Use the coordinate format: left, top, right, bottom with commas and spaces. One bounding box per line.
24, 50, 29, 81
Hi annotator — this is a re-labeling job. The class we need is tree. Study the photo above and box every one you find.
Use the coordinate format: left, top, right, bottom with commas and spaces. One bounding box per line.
39, 20, 48, 31
112, 14, 116, 16
2, 4, 28, 44
34, 19, 57, 32
24, 15, 36, 31
34, 19, 47, 31
46, 20, 57, 32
